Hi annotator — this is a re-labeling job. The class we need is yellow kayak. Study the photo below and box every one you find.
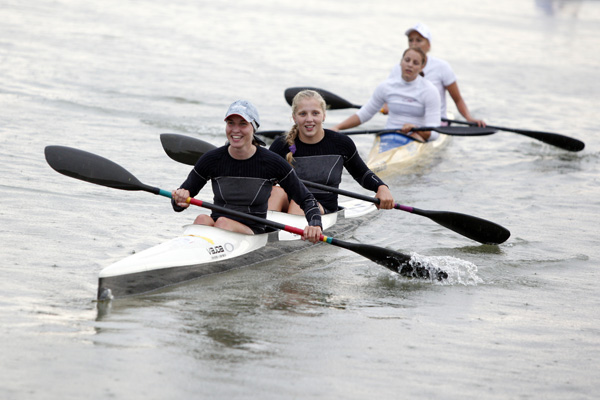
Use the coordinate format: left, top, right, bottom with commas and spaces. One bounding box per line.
366, 132, 450, 175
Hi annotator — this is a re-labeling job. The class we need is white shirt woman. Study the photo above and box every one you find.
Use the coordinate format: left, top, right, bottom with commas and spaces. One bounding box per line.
334, 47, 441, 142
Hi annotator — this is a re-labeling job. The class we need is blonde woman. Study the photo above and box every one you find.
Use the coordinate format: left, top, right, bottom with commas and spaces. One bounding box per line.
268, 90, 393, 215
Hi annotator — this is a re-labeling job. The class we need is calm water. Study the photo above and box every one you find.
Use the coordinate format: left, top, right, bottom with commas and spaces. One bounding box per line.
1, 0, 599, 399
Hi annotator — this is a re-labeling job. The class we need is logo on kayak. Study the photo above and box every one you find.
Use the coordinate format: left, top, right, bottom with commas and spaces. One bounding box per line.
206, 242, 235, 258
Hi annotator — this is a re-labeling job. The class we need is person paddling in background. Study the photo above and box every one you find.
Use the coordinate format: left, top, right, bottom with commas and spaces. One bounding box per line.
382, 23, 485, 127
332, 47, 441, 142
172, 99, 323, 243
269, 90, 394, 215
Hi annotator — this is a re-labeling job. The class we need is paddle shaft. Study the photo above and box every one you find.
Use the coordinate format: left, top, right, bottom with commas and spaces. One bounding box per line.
343, 126, 495, 136
302, 180, 414, 213
175, 193, 326, 242
301, 180, 510, 244
259, 125, 495, 140
443, 118, 584, 152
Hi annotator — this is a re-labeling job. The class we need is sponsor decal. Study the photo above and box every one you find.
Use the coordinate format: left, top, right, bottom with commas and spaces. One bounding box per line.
206, 242, 235, 259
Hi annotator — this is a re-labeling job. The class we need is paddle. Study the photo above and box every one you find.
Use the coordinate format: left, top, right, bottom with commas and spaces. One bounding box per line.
285, 86, 585, 152
44, 145, 447, 280
259, 126, 496, 140
300, 180, 510, 245
159, 134, 510, 245
442, 118, 585, 152
285, 86, 361, 110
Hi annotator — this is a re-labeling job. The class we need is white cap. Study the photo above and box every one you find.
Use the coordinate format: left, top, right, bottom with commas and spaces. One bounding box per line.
224, 99, 260, 131
405, 22, 432, 43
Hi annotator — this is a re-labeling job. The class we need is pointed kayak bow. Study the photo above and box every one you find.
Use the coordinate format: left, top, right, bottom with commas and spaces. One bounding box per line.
45, 145, 446, 280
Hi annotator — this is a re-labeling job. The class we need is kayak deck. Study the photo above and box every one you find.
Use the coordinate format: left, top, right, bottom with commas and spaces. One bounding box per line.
97, 199, 377, 300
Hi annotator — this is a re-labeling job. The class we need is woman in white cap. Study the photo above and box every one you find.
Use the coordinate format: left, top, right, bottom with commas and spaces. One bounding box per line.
384, 22, 485, 127
269, 89, 394, 214
332, 47, 441, 142
171, 100, 322, 243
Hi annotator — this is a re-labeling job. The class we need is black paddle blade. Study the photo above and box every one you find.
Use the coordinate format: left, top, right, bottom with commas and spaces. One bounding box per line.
284, 87, 360, 110
432, 126, 497, 136
443, 118, 584, 152
410, 208, 510, 245
160, 133, 217, 166
44, 145, 155, 193
329, 238, 447, 280
510, 129, 585, 152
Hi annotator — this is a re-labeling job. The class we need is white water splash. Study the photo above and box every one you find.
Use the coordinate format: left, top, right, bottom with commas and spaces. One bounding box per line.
409, 253, 483, 285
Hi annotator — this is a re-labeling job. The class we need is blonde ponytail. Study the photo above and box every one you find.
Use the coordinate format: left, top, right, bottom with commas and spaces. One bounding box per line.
285, 124, 299, 165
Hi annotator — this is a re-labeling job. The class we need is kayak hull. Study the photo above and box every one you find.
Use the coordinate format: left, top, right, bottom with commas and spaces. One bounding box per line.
97, 200, 377, 300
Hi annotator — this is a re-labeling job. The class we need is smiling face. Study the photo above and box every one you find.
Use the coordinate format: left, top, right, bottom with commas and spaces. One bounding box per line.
225, 114, 255, 151
400, 48, 426, 82
292, 97, 326, 143
407, 31, 430, 53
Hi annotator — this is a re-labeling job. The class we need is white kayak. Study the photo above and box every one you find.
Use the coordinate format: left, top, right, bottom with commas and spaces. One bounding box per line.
97, 199, 377, 300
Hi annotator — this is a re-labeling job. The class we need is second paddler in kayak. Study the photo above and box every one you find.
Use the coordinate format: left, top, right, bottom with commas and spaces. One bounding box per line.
268, 89, 394, 215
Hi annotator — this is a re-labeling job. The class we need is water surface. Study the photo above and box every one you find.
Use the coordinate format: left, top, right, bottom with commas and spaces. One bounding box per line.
1, 0, 599, 398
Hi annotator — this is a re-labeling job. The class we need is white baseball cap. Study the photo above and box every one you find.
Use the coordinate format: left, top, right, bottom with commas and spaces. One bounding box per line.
224, 100, 265, 146
405, 22, 432, 43
224, 99, 260, 131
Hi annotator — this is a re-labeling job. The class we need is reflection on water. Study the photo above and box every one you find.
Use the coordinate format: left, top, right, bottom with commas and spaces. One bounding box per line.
535, 0, 583, 16
454, 243, 506, 255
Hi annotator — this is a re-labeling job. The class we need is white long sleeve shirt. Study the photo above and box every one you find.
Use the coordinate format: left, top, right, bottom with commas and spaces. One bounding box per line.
389, 55, 456, 118
356, 74, 441, 134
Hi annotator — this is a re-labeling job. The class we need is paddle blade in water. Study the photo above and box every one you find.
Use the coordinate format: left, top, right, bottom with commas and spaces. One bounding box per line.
327, 237, 448, 280
509, 129, 585, 152
44, 145, 155, 192
443, 118, 585, 152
